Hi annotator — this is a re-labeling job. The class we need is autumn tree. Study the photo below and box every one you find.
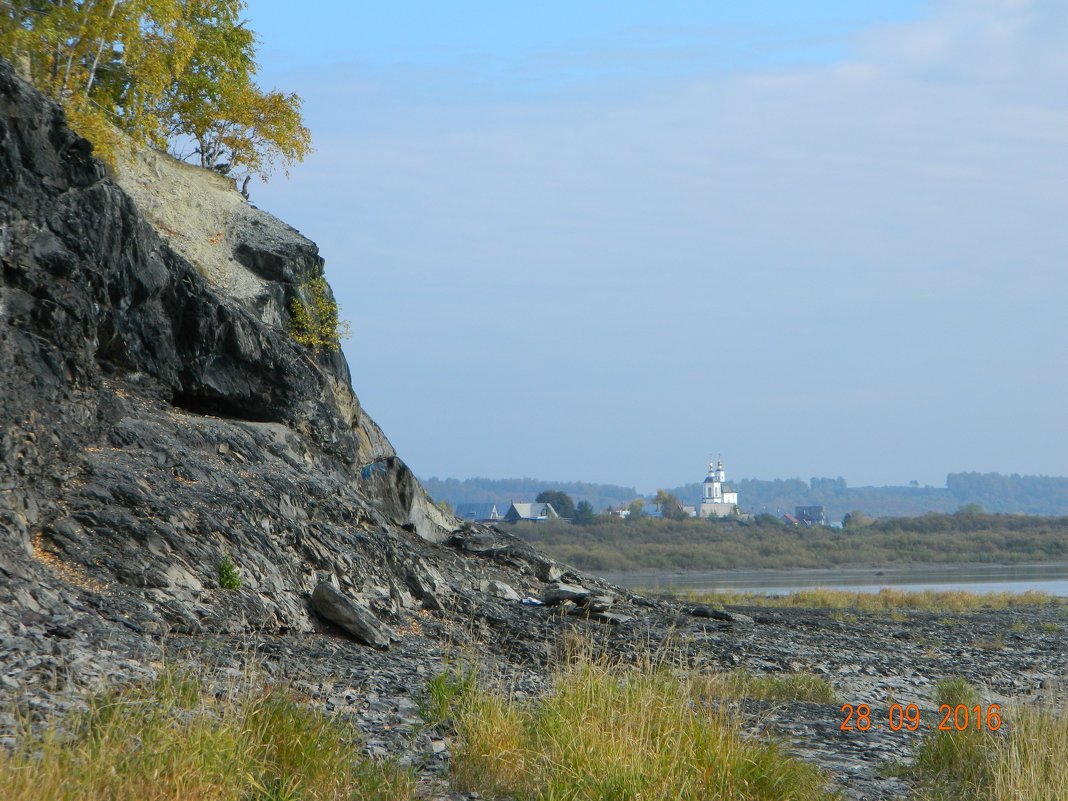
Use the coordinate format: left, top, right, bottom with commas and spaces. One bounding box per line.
0, 0, 309, 180
0, 0, 195, 161
160, 0, 309, 180
653, 489, 687, 520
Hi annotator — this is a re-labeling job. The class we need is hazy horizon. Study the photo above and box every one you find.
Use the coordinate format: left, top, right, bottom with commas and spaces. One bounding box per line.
246, 0, 1067, 491
420, 467, 1065, 496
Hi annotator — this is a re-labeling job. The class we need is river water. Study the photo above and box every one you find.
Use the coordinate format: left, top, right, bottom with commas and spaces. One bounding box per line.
599, 562, 1068, 596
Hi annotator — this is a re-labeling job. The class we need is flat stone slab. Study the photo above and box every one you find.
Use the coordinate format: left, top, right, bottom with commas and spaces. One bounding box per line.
481, 579, 521, 601
311, 582, 394, 650
591, 611, 635, 625
542, 582, 592, 605
582, 594, 616, 613
688, 605, 754, 626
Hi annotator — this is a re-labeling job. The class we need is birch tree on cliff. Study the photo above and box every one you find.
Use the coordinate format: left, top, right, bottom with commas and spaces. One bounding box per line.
0, 0, 310, 182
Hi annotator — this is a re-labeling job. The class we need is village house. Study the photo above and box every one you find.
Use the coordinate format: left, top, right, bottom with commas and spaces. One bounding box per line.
453, 503, 504, 523
503, 501, 559, 523
795, 505, 828, 526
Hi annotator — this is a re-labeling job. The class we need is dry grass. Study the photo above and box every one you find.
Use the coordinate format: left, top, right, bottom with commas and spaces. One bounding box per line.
909, 678, 1068, 801
680, 587, 1061, 613
441, 654, 836, 801
695, 670, 836, 704
990, 702, 1068, 800
0, 669, 413, 801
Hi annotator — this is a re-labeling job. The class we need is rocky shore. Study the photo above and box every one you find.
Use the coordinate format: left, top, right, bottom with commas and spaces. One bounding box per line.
5, 557, 1064, 801
171, 599, 1068, 801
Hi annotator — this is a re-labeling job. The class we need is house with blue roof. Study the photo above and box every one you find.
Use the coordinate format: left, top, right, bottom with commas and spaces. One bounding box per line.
454, 502, 504, 523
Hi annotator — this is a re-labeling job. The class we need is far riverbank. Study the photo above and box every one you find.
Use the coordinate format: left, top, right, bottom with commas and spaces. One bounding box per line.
602, 561, 1068, 595
516, 511, 1068, 573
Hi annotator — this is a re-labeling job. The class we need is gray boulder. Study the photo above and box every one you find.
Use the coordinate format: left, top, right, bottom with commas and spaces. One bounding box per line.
533, 559, 564, 582
402, 557, 451, 611
688, 605, 755, 627
481, 579, 521, 601
582, 595, 616, 613
542, 582, 592, 605
311, 582, 394, 650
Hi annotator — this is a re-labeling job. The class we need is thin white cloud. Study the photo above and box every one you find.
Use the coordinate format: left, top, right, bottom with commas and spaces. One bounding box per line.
857, 0, 1068, 93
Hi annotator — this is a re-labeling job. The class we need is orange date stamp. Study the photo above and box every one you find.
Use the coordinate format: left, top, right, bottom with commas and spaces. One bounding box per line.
840, 703, 1002, 732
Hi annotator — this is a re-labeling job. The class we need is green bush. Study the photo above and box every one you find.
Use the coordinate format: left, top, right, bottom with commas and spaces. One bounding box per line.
217, 554, 241, 590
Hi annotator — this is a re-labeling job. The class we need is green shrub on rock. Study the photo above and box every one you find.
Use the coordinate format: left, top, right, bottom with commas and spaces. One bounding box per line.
217, 554, 241, 590
287, 276, 350, 351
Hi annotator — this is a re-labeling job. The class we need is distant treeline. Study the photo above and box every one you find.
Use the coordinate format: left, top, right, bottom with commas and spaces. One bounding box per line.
946, 473, 1068, 516
513, 511, 1068, 572
424, 472, 1068, 520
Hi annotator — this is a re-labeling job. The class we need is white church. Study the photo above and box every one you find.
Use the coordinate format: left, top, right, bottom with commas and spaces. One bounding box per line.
699, 457, 739, 518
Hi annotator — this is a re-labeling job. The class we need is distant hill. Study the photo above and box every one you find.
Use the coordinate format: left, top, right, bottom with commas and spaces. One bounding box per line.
420, 476, 639, 512
424, 472, 1068, 520
945, 473, 1068, 516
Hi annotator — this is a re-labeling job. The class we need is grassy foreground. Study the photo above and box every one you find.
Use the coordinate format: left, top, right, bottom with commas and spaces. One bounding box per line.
0, 671, 413, 801
432, 656, 836, 801
7, 654, 1068, 801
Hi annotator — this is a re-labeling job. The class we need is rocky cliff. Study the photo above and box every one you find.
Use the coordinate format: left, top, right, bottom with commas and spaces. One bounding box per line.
0, 57, 638, 688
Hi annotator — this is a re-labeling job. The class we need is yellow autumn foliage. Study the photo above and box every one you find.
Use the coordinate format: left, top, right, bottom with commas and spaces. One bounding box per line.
0, 0, 309, 180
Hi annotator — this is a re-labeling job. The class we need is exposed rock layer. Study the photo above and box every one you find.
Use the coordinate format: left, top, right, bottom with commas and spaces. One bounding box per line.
0, 57, 477, 644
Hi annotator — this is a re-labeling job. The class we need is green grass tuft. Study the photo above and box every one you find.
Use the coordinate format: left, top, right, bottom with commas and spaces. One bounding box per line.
419, 668, 477, 727
912, 679, 993, 801
696, 669, 837, 704
438, 655, 836, 801
912, 686, 1068, 800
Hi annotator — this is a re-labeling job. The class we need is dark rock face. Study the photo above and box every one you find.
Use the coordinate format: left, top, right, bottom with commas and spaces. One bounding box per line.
1, 60, 650, 699
0, 57, 487, 648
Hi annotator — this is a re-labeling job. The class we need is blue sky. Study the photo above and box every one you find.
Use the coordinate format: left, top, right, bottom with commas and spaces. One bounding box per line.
245, 1, 1068, 492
